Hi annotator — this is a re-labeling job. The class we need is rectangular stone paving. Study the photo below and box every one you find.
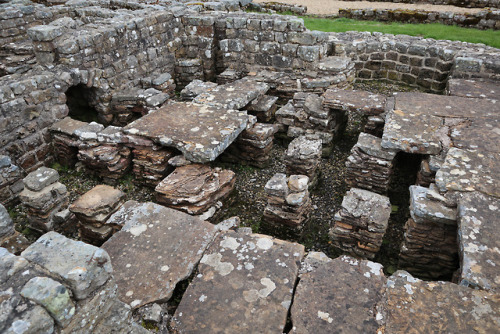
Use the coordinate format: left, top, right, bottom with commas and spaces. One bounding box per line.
193, 78, 269, 110
101, 201, 218, 309
322, 88, 387, 115
458, 192, 500, 293
171, 230, 305, 333
447, 78, 499, 100
123, 102, 249, 163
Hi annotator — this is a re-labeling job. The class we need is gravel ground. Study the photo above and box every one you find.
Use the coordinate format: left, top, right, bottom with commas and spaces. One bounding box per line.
254, 0, 484, 15
10, 80, 422, 275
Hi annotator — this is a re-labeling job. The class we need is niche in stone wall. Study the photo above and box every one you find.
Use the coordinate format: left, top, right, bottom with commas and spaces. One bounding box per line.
65, 84, 99, 123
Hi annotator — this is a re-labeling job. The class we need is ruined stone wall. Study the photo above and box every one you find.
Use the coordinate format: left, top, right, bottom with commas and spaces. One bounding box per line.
340, 0, 499, 9
331, 31, 500, 92
338, 8, 500, 30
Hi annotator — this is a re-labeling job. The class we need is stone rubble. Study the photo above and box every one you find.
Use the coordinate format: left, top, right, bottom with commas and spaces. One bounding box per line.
346, 132, 397, 195
262, 173, 312, 239
246, 94, 279, 122
171, 230, 305, 333
19, 167, 68, 232
179, 79, 218, 101
330, 188, 392, 259
284, 135, 322, 187
69, 185, 125, 245
0, 203, 30, 255
0, 155, 24, 206
155, 164, 236, 217
102, 200, 218, 309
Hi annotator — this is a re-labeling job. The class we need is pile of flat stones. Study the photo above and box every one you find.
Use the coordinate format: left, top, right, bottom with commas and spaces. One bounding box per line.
131, 144, 175, 188
19, 167, 68, 232
263, 173, 312, 239
329, 188, 392, 259
284, 135, 322, 187
246, 94, 279, 122
0, 155, 24, 206
69, 185, 125, 245
155, 164, 236, 220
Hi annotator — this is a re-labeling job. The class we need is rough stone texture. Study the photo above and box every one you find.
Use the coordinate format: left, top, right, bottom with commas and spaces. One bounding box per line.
384, 271, 500, 333
330, 188, 391, 259
193, 78, 269, 110
50, 117, 88, 168
247, 95, 278, 122
263, 173, 312, 239
155, 164, 236, 216
0, 155, 24, 207
447, 78, 500, 99
346, 132, 397, 194
180, 80, 218, 101
458, 192, 500, 293
436, 148, 500, 198
291, 255, 386, 334
22, 167, 59, 192
21, 231, 112, 300
323, 88, 387, 115
284, 136, 322, 187
131, 145, 175, 187
0, 231, 30, 255
0, 203, 15, 239
399, 186, 458, 280
77, 144, 132, 182
123, 102, 248, 163
171, 230, 305, 333
102, 201, 218, 309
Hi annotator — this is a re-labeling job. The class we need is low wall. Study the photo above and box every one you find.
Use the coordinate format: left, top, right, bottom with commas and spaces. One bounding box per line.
339, 8, 500, 30
340, 0, 499, 9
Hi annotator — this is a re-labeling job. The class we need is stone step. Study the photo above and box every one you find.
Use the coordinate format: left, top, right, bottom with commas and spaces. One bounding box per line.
171, 230, 305, 333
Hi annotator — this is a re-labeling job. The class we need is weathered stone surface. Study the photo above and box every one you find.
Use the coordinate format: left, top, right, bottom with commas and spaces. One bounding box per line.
131, 146, 175, 187
458, 192, 500, 293
21, 276, 76, 327
0, 231, 30, 255
384, 271, 500, 333
155, 164, 235, 215
193, 78, 269, 110
0, 203, 15, 239
450, 116, 500, 153
447, 78, 500, 99
102, 201, 218, 309
285, 135, 322, 186
330, 188, 391, 259
171, 231, 305, 333
69, 185, 125, 226
409, 185, 457, 225
180, 79, 217, 101
436, 148, 500, 198
22, 167, 59, 192
247, 95, 278, 122
123, 102, 248, 163
22, 232, 112, 300
291, 255, 386, 334
50, 117, 87, 137
323, 88, 387, 115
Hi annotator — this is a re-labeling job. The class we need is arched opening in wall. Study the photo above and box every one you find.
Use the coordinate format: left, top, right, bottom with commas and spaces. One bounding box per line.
65, 84, 99, 123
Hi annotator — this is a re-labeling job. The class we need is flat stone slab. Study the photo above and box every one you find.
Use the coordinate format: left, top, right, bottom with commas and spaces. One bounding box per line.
50, 117, 88, 136
458, 192, 500, 293
384, 271, 500, 333
382, 109, 442, 155
193, 78, 269, 110
409, 185, 457, 225
101, 201, 218, 309
450, 117, 500, 153
171, 230, 305, 333
291, 255, 386, 334
435, 148, 500, 198
447, 78, 500, 99
69, 185, 125, 221
355, 132, 397, 160
123, 102, 248, 163
23, 167, 59, 192
323, 88, 387, 115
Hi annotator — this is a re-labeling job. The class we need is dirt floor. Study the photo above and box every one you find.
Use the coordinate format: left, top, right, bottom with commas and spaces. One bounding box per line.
254, 0, 484, 15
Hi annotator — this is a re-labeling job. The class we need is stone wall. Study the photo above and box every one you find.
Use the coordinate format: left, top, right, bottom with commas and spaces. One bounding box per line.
339, 8, 500, 30
340, 0, 499, 9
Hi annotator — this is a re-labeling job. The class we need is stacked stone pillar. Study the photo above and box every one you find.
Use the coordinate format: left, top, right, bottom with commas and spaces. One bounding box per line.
0, 155, 24, 206
329, 188, 391, 259
284, 135, 322, 187
262, 173, 312, 239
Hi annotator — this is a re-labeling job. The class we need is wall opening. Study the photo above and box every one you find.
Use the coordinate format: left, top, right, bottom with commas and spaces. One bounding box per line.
65, 84, 99, 123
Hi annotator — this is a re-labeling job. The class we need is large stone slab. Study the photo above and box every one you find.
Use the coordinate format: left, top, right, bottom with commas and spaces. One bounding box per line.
435, 148, 500, 198
291, 255, 386, 334
450, 117, 500, 153
447, 78, 499, 100
171, 230, 305, 333
458, 192, 500, 293
323, 88, 387, 115
193, 78, 269, 110
21, 232, 112, 300
101, 201, 218, 309
384, 271, 500, 333
123, 102, 248, 163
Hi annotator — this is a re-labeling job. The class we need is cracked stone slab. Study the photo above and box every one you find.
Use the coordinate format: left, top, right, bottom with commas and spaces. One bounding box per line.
323, 88, 387, 115
381, 108, 442, 155
458, 192, 500, 293
123, 102, 248, 163
101, 201, 218, 309
447, 78, 500, 100
193, 78, 269, 110
291, 255, 386, 334
171, 230, 305, 333
384, 271, 500, 333
435, 148, 500, 198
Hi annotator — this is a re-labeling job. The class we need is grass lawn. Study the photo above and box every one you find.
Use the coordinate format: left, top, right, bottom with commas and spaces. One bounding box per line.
299, 16, 500, 49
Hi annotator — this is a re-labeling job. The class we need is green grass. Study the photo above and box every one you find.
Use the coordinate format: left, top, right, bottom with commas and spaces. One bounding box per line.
300, 17, 500, 49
